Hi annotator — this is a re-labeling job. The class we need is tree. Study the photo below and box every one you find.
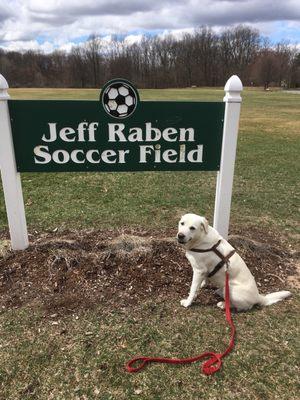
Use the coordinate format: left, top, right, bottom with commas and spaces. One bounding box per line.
1, 25, 299, 88
85, 34, 102, 87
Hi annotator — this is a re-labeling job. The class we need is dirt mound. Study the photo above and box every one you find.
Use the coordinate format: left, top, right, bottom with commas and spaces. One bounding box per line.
0, 229, 298, 314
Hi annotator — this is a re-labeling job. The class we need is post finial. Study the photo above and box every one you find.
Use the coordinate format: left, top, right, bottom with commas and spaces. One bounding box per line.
223, 75, 243, 103
0, 74, 10, 100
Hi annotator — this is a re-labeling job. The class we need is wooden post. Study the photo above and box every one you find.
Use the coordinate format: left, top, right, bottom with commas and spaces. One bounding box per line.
213, 75, 243, 239
0, 74, 29, 250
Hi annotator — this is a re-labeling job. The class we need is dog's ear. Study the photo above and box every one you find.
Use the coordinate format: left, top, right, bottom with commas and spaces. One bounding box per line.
201, 218, 208, 234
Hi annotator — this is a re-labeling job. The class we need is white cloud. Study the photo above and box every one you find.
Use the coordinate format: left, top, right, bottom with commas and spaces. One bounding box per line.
0, 0, 299, 52
158, 28, 195, 40
124, 34, 144, 45
57, 42, 78, 53
0, 40, 55, 53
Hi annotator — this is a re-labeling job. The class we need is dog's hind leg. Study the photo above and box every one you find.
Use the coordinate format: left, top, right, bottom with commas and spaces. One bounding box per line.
216, 286, 255, 311
229, 286, 256, 312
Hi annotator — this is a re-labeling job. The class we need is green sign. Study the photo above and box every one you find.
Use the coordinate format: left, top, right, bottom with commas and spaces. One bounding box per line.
8, 80, 224, 173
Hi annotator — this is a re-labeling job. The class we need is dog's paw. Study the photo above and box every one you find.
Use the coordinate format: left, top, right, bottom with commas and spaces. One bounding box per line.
217, 301, 225, 310
180, 299, 192, 308
200, 279, 207, 288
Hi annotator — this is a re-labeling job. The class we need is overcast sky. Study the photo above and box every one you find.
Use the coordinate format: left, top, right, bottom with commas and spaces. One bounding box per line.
1, 0, 300, 52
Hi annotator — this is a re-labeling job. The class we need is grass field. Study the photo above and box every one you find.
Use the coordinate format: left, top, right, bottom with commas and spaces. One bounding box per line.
0, 87, 299, 238
0, 87, 299, 399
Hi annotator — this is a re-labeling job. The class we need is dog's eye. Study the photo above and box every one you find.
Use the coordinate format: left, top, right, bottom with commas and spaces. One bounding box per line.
180, 222, 184, 226
190, 226, 196, 230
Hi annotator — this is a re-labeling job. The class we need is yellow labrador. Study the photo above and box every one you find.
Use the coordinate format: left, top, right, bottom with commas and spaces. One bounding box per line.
177, 213, 291, 311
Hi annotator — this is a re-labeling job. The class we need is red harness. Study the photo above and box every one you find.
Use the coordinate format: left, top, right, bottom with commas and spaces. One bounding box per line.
125, 242, 236, 376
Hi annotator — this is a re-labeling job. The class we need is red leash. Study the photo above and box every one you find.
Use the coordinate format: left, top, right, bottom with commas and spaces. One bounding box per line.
125, 270, 235, 376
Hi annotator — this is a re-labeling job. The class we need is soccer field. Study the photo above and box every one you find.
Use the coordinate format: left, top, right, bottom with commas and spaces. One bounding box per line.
0, 87, 299, 399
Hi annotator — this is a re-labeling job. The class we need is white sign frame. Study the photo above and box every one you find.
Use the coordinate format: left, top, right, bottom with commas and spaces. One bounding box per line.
0, 74, 242, 250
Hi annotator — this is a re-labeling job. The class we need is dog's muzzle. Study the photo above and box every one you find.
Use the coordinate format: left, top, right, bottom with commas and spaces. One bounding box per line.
177, 233, 186, 244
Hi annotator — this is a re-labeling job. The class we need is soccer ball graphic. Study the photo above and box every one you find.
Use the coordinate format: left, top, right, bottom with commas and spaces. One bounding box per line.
102, 81, 137, 118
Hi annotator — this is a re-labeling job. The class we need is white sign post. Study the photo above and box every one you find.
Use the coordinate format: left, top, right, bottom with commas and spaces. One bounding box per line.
0, 74, 29, 250
213, 75, 243, 239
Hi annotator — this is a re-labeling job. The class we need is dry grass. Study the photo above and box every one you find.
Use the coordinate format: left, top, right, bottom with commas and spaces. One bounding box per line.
103, 234, 152, 259
0, 295, 299, 400
0, 240, 10, 258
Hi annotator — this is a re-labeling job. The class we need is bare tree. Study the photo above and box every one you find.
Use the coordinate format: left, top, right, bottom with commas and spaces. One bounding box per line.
85, 34, 102, 87
1, 25, 299, 88
219, 25, 260, 82
70, 46, 89, 87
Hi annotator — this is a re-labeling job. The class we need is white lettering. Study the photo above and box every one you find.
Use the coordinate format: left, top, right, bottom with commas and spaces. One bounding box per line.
52, 150, 70, 164
145, 122, 161, 141
108, 124, 126, 142
154, 144, 161, 163
187, 145, 203, 163
71, 150, 85, 164
87, 122, 98, 142
34, 146, 51, 164
86, 150, 100, 163
179, 144, 186, 162
42, 123, 57, 142
101, 149, 117, 163
139, 145, 154, 163
128, 127, 143, 142
77, 122, 88, 142
162, 127, 177, 142
60, 127, 76, 142
118, 150, 130, 163
179, 128, 194, 142
162, 149, 178, 163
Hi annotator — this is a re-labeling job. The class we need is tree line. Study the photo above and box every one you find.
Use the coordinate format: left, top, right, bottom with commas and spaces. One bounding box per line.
1, 25, 299, 88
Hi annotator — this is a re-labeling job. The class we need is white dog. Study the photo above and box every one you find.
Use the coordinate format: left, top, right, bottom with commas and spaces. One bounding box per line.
177, 213, 291, 311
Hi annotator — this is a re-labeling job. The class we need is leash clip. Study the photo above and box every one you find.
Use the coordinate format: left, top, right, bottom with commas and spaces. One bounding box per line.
225, 261, 230, 272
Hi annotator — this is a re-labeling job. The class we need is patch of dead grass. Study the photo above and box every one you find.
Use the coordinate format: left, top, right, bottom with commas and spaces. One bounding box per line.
0, 227, 298, 316
103, 234, 152, 260
0, 240, 10, 258
287, 259, 300, 289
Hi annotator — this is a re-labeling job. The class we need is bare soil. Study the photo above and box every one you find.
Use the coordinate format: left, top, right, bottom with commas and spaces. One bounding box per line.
0, 228, 298, 315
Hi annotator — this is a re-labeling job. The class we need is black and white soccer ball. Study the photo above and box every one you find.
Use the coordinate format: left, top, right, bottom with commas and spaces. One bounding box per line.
102, 81, 137, 118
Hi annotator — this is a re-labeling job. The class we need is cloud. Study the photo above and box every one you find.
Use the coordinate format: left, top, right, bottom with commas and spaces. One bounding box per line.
0, 40, 55, 53
123, 34, 144, 45
0, 3, 15, 22
0, 0, 299, 52
186, 1, 300, 26
28, 0, 169, 17
158, 28, 195, 40
24, 0, 300, 30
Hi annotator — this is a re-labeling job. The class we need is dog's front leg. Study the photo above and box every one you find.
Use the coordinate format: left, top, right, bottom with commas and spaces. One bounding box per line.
180, 270, 205, 308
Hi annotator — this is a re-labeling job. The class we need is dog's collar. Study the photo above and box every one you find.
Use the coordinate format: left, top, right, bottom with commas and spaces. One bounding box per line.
190, 239, 236, 278
190, 239, 222, 254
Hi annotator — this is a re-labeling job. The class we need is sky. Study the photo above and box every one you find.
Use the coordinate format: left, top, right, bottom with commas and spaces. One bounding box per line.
0, 0, 300, 53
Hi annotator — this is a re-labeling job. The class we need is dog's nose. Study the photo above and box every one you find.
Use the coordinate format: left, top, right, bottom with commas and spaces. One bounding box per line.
177, 233, 185, 240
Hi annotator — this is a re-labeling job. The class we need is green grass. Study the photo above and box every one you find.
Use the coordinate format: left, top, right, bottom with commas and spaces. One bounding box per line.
0, 296, 299, 400
0, 87, 299, 399
1, 87, 299, 240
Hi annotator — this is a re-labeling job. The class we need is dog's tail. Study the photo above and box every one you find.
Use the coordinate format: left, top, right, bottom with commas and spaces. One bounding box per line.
259, 290, 292, 306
